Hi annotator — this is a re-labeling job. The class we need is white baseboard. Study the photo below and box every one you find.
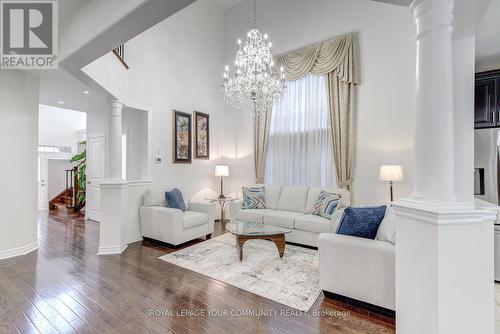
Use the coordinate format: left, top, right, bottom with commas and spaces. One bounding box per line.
0, 241, 39, 260
126, 235, 143, 244
97, 243, 128, 255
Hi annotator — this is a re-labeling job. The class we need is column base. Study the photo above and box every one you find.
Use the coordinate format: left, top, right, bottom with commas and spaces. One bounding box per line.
394, 198, 495, 334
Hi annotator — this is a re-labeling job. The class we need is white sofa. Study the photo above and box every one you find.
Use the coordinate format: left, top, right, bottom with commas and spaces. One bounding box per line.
228, 185, 351, 247
318, 206, 396, 311
139, 189, 215, 246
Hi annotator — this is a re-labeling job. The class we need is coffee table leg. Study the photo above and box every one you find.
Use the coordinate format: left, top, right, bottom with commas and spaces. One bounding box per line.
271, 234, 286, 258
236, 235, 245, 261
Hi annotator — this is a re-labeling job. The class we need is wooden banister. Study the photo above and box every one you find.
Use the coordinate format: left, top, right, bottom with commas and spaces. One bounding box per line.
112, 44, 129, 69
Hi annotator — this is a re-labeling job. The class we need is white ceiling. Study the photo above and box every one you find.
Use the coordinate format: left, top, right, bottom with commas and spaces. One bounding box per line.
33, 0, 100, 112
209, 0, 246, 11
58, 0, 90, 27
40, 0, 499, 113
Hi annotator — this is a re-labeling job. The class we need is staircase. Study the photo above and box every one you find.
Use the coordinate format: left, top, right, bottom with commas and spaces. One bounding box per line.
49, 166, 85, 212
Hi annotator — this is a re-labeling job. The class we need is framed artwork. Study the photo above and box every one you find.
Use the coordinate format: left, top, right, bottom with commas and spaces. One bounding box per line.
194, 111, 210, 159
172, 110, 192, 164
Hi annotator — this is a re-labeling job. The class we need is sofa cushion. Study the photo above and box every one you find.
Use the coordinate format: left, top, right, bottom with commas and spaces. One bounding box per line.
264, 185, 282, 210
337, 206, 387, 240
376, 206, 396, 244
262, 210, 304, 229
276, 187, 309, 213
183, 211, 208, 229
165, 188, 186, 211
313, 191, 341, 219
144, 189, 168, 207
236, 209, 270, 224
295, 214, 332, 233
242, 186, 266, 209
306, 187, 350, 213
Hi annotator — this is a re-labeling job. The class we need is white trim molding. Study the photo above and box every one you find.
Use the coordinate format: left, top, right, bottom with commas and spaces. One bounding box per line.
0, 241, 39, 260
97, 243, 128, 255
126, 235, 143, 244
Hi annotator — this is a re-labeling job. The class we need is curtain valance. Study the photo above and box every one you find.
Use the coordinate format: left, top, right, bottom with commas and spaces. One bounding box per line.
274, 32, 357, 84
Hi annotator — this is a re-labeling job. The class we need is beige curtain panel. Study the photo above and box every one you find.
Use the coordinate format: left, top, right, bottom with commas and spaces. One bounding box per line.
254, 32, 357, 192
254, 109, 272, 184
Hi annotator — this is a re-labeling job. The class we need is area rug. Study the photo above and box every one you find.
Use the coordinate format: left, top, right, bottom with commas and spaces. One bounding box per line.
159, 233, 320, 312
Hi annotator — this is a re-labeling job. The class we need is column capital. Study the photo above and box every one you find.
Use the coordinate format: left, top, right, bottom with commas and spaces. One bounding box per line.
109, 99, 123, 117
410, 0, 454, 39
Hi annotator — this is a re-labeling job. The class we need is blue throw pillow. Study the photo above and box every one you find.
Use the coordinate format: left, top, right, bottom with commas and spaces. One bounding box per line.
165, 188, 186, 211
336, 206, 387, 240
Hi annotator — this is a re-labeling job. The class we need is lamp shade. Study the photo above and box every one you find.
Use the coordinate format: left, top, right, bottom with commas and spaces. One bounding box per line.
215, 165, 229, 177
379, 165, 403, 182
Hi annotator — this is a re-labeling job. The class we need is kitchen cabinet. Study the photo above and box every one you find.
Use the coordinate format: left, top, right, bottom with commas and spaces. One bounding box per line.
475, 70, 500, 129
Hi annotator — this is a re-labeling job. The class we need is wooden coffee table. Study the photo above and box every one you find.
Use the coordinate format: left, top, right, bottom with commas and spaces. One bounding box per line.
225, 221, 292, 261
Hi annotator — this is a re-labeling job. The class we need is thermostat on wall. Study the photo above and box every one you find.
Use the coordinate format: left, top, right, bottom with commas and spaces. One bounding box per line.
154, 155, 163, 164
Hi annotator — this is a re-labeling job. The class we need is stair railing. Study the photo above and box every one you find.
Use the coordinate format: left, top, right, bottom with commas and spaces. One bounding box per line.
112, 44, 129, 69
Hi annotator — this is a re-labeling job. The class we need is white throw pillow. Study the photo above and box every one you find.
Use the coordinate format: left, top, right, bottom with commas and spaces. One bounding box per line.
276, 186, 309, 213
376, 206, 396, 244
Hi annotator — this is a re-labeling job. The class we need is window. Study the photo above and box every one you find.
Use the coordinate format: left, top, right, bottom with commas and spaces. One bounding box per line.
265, 73, 336, 187
38, 145, 71, 153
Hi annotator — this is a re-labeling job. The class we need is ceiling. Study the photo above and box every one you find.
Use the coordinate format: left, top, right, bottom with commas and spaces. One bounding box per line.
32, 0, 100, 113
58, 0, 90, 28
39, 0, 499, 113
370, 0, 410, 5
210, 0, 246, 11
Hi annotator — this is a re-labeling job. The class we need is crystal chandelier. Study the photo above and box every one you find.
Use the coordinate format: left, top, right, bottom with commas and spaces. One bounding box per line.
223, 0, 286, 114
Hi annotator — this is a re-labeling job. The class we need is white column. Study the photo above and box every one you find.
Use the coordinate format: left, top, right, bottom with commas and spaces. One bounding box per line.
395, 1, 495, 333
409, 0, 456, 203
108, 100, 123, 180
453, 36, 475, 203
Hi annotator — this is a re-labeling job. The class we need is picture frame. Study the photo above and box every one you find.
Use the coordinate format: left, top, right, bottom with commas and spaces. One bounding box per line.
194, 111, 210, 159
172, 110, 192, 164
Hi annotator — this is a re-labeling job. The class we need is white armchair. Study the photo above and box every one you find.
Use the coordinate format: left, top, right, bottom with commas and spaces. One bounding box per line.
139, 189, 215, 246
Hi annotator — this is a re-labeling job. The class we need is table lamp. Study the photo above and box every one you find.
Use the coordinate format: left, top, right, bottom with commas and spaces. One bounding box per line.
379, 165, 403, 202
215, 165, 229, 199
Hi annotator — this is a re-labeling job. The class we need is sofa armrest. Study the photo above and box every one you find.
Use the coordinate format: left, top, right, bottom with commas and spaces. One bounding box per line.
318, 233, 395, 310
228, 199, 243, 221
139, 206, 185, 239
188, 201, 215, 233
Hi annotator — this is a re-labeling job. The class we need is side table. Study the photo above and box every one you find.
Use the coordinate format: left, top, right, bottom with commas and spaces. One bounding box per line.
207, 197, 239, 228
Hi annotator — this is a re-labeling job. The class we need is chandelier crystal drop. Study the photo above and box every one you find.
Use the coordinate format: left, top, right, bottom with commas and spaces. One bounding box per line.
223, 0, 286, 114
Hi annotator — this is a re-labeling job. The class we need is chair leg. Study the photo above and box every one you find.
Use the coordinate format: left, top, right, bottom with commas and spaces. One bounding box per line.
206, 234, 212, 240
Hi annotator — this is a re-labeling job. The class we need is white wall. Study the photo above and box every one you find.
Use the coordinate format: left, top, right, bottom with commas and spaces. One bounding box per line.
122, 107, 148, 180
221, 0, 416, 205
0, 70, 39, 259
47, 159, 74, 200
83, 0, 224, 200
39, 104, 86, 153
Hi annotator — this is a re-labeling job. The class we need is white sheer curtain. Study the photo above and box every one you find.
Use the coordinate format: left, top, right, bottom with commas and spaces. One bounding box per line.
264, 73, 336, 188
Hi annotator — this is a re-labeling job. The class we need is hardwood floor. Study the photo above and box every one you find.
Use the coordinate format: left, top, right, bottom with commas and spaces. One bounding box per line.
0, 210, 395, 334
